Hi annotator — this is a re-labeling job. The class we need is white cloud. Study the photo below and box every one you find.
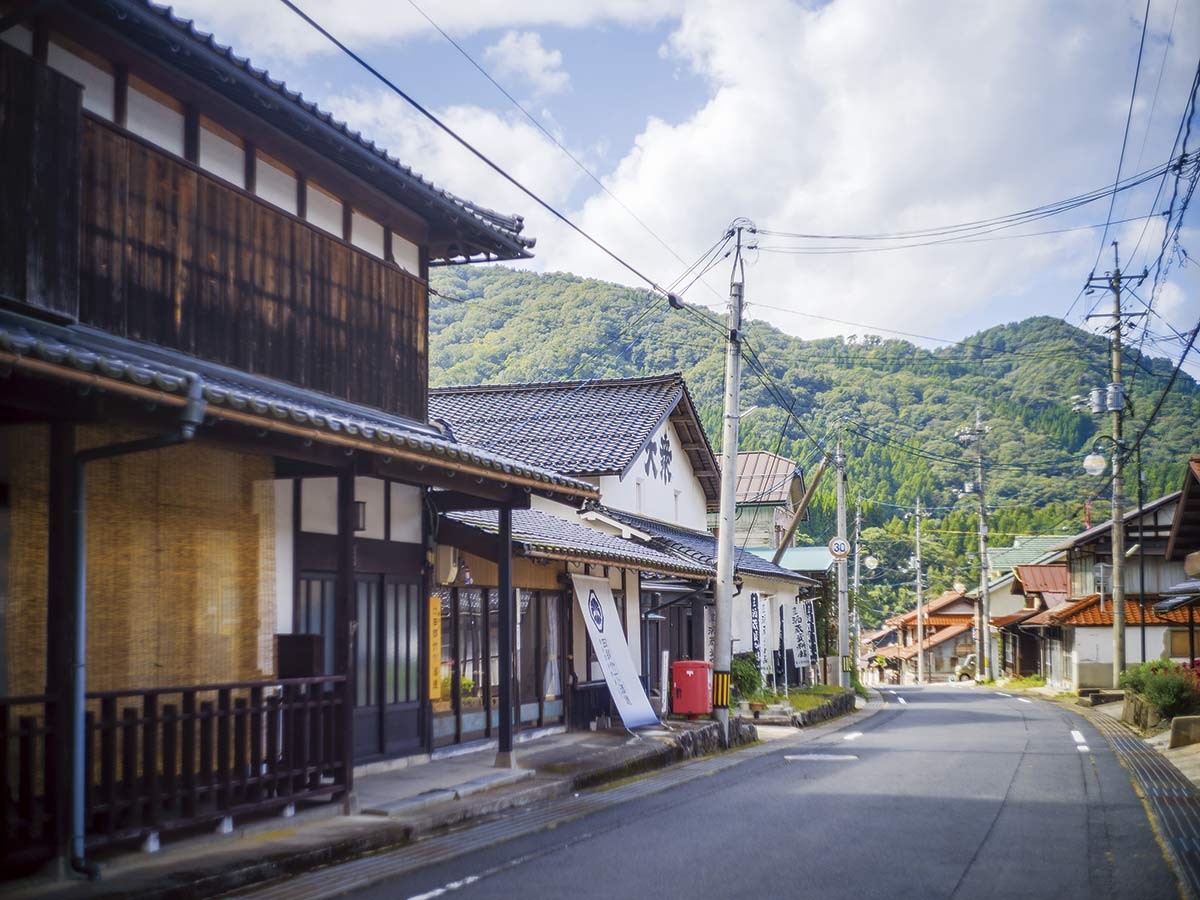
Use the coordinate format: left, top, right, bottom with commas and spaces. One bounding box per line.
168, 0, 682, 65
535, 0, 1200, 345
483, 31, 570, 97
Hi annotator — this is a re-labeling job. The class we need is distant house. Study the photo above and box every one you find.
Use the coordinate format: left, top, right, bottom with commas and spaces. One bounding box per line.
708, 450, 805, 549
885, 588, 977, 683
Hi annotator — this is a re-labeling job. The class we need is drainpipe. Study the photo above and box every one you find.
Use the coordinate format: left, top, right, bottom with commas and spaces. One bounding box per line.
69, 377, 206, 878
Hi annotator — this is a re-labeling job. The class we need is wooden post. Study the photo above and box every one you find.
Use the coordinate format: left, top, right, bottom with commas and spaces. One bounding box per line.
45, 423, 75, 862
336, 468, 356, 802
495, 506, 514, 766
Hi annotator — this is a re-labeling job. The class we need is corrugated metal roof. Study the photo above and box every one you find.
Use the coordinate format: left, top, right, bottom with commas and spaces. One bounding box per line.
430, 374, 721, 508
444, 508, 712, 578
79, 0, 533, 264
0, 310, 596, 499
1013, 564, 1070, 596
735, 451, 801, 505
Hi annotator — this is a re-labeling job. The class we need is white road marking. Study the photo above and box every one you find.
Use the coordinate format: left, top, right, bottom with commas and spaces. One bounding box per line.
994, 692, 1012, 698
897, 697, 908, 705
408, 874, 482, 900
843, 732, 863, 741
784, 754, 859, 761
1017, 698, 1033, 704
1077, 745, 1090, 753
1071, 730, 1086, 744
888, 691, 899, 696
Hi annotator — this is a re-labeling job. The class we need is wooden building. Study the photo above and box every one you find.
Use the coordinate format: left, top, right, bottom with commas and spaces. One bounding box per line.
0, 0, 598, 876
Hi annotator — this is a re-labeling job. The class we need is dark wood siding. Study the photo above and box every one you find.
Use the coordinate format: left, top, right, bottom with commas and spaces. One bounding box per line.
0, 44, 81, 318
79, 117, 428, 419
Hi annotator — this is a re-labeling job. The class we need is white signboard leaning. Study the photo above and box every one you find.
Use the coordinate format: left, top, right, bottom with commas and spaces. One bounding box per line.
571, 574, 660, 729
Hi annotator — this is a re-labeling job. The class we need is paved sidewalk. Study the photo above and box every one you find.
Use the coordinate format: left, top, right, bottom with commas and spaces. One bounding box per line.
4, 718, 743, 900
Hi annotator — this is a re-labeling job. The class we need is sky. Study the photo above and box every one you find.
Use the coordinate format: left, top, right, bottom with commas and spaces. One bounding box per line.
171, 0, 1200, 374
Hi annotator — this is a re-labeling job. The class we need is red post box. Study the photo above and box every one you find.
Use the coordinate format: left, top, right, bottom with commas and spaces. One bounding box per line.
671, 660, 713, 716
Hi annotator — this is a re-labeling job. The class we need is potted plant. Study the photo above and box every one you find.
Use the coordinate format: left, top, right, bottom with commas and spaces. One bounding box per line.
748, 699, 766, 718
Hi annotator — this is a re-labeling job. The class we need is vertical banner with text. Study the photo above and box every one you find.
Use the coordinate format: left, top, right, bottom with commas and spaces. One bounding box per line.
572, 574, 659, 729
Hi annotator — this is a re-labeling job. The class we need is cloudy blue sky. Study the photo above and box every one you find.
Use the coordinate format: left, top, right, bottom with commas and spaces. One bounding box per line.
173, 0, 1198, 372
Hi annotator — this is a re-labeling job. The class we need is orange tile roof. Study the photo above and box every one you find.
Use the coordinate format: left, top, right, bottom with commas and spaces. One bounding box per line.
993, 611, 1038, 628
1051, 595, 1187, 626
886, 589, 971, 626
894, 623, 973, 658
925, 614, 974, 627
1022, 599, 1079, 627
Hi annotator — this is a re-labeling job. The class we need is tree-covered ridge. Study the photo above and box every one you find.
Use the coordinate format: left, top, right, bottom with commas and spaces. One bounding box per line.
430, 266, 1199, 626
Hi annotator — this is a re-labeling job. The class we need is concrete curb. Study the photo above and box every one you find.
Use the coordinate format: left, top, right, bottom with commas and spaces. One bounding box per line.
12, 722, 757, 900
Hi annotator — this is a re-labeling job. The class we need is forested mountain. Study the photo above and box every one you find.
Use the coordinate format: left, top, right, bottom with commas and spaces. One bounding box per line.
429, 266, 1200, 627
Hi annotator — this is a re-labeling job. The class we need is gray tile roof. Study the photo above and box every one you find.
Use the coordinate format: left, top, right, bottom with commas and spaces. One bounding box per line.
597, 508, 812, 585
80, 0, 533, 264
445, 508, 713, 578
430, 375, 721, 508
0, 310, 596, 499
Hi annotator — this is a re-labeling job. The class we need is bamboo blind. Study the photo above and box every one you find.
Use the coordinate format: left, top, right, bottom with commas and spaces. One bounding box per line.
4, 424, 278, 696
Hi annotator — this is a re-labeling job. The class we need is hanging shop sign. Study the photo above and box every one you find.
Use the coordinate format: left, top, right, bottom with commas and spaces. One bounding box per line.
572, 574, 659, 729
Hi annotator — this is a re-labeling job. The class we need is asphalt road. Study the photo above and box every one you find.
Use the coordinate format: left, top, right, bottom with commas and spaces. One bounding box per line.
342, 684, 1179, 900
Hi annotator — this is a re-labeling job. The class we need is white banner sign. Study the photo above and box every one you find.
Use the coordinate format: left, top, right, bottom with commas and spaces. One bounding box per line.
789, 602, 812, 666
572, 574, 659, 729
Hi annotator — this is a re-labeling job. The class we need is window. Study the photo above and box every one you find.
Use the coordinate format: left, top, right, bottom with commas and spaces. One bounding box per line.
126, 78, 184, 156
198, 118, 245, 187
255, 153, 298, 215
390, 230, 421, 273
305, 181, 343, 237
1170, 631, 1196, 659
635, 480, 644, 513
351, 211, 384, 258
46, 39, 114, 120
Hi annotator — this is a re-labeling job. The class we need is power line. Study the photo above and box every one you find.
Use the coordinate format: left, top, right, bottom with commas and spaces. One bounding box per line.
275, 0, 675, 299
1093, 0, 1153, 261
754, 154, 1183, 243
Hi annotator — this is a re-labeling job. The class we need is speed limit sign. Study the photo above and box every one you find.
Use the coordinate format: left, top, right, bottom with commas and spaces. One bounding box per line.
828, 537, 851, 559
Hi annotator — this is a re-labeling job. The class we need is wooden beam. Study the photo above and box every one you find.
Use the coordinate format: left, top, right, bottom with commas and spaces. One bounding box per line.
427, 489, 530, 513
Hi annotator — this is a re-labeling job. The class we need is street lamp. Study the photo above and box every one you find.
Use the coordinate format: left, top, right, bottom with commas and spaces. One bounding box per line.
1083, 451, 1107, 477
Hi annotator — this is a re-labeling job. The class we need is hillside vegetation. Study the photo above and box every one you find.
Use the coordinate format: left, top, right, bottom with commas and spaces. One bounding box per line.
430, 266, 1199, 626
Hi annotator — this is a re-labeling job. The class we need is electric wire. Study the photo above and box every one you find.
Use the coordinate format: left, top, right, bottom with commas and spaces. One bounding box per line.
275, 0, 675, 299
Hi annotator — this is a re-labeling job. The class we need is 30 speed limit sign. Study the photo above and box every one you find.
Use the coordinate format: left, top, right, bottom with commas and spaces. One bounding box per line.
828, 537, 851, 559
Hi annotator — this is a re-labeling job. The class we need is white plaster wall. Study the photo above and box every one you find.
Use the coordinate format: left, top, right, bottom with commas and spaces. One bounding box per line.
47, 41, 113, 119
596, 423, 708, 529
1071, 625, 1180, 665
352, 211, 384, 259
300, 477, 338, 535
306, 184, 343, 237
390, 231, 421, 275
126, 87, 183, 156
256, 157, 297, 214
273, 480, 294, 635
299, 476, 417, 541
390, 482, 422, 543
198, 125, 245, 188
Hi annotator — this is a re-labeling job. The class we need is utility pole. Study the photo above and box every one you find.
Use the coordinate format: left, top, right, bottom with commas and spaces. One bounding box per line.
915, 499, 926, 684
1084, 242, 1144, 689
958, 409, 992, 681
852, 499, 863, 675
835, 439, 850, 688
712, 224, 746, 744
